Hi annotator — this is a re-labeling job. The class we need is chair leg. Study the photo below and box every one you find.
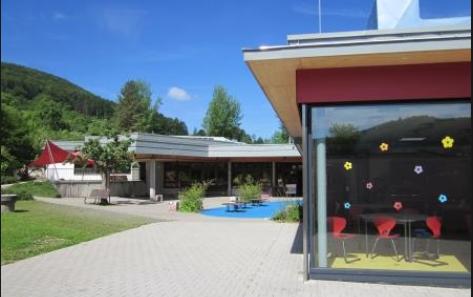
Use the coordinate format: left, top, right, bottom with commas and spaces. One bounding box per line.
435, 239, 440, 259
390, 239, 401, 262
370, 237, 380, 259
425, 238, 431, 254
342, 240, 348, 263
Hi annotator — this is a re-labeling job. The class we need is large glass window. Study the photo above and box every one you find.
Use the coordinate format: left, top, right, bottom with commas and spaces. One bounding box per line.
232, 162, 272, 191
276, 162, 303, 196
310, 101, 471, 276
163, 162, 228, 195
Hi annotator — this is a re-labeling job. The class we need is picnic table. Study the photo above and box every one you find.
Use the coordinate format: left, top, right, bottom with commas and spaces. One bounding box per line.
251, 199, 263, 206
222, 201, 248, 212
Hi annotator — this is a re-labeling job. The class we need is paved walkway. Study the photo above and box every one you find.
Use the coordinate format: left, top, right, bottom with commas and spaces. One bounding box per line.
34, 196, 272, 222
1, 198, 470, 297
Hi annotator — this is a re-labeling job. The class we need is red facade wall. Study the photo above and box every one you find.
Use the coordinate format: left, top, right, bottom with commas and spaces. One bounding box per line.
296, 62, 471, 104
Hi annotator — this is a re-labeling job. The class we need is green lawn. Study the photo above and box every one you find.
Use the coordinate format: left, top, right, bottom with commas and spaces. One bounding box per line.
1, 200, 156, 265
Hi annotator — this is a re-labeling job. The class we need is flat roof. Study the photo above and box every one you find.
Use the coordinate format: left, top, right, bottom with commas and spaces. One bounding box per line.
53, 133, 301, 160
243, 26, 471, 137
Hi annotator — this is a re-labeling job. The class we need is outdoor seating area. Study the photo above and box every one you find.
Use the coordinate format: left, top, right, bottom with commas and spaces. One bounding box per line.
202, 197, 301, 219
326, 210, 470, 273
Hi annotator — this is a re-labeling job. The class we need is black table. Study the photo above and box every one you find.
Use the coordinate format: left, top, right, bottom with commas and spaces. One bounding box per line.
360, 213, 427, 262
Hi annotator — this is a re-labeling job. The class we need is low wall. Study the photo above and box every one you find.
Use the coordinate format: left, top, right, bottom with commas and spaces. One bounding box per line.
54, 181, 148, 198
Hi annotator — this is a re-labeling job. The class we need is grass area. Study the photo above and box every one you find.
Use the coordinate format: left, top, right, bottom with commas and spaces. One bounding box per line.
1, 200, 155, 265
2, 181, 60, 198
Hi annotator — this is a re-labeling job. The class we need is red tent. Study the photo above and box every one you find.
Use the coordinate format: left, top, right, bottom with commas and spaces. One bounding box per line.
29, 140, 94, 167
29, 141, 70, 167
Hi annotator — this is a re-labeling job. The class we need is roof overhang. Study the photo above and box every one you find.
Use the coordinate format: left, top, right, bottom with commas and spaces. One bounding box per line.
243, 26, 471, 138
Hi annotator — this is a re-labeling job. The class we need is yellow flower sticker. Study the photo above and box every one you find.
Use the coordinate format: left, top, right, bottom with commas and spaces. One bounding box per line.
379, 142, 389, 152
344, 161, 353, 171
441, 136, 454, 149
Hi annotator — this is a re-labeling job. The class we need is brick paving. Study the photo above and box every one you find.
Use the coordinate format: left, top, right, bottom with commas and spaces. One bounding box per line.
1, 198, 470, 297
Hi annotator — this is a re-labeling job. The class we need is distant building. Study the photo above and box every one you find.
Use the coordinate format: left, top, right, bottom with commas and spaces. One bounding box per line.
45, 133, 302, 199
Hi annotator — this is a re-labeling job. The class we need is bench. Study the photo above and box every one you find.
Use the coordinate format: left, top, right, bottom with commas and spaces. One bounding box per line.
1, 194, 17, 213
85, 189, 110, 204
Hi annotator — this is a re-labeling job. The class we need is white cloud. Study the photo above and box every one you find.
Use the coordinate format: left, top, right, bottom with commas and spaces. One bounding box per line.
167, 87, 192, 101
53, 12, 67, 20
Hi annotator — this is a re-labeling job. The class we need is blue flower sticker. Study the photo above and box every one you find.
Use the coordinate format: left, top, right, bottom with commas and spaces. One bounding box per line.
438, 194, 448, 204
344, 202, 351, 209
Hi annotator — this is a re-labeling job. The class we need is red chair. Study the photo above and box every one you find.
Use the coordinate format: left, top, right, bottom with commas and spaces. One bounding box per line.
328, 216, 358, 263
426, 216, 442, 259
370, 216, 401, 261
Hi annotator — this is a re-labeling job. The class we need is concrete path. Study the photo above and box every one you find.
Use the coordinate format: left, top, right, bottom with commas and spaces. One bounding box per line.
34, 196, 270, 222
1, 198, 470, 297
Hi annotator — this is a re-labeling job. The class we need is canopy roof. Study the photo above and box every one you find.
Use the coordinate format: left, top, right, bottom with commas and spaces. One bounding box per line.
29, 140, 94, 167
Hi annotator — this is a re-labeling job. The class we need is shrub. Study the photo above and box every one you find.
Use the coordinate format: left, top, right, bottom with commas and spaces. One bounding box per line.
272, 202, 302, 223
4, 189, 34, 200
179, 182, 208, 213
3, 181, 60, 198
1, 175, 18, 185
238, 182, 262, 202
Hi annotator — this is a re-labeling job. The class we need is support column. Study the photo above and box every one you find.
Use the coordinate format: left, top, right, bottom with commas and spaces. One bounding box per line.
227, 161, 232, 196
149, 160, 156, 200
272, 161, 276, 196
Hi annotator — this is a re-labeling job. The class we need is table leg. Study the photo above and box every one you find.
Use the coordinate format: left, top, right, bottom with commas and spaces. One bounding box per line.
365, 220, 369, 258
407, 222, 412, 262
404, 223, 409, 262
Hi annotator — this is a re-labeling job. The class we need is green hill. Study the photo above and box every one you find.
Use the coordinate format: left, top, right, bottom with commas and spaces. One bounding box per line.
1, 62, 115, 117
1, 62, 188, 178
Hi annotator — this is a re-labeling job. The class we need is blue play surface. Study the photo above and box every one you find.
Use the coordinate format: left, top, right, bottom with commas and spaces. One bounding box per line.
200, 200, 300, 219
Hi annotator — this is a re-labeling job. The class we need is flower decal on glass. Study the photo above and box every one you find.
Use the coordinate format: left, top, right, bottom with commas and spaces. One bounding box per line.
414, 165, 424, 175
438, 194, 448, 204
441, 136, 455, 149
379, 142, 389, 152
344, 202, 351, 210
393, 202, 403, 211
344, 162, 353, 171
366, 182, 374, 190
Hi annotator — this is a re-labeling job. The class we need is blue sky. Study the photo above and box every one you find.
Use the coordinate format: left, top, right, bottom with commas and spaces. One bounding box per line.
1, 0, 470, 138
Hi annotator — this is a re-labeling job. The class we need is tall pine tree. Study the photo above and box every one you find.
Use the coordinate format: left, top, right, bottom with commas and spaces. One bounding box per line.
114, 80, 151, 132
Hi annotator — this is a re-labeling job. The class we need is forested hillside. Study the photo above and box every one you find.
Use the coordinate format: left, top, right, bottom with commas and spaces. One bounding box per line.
1, 62, 188, 179
1, 63, 115, 117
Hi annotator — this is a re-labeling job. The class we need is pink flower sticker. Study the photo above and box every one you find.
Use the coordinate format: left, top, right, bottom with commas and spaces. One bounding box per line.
366, 182, 374, 190
393, 202, 403, 212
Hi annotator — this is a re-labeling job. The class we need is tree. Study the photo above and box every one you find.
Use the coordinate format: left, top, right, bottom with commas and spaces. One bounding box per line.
114, 82, 189, 135
114, 80, 152, 132
271, 121, 289, 144
202, 86, 243, 140
0, 101, 36, 176
192, 128, 207, 136
35, 95, 69, 130
253, 137, 265, 144
80, 136, 134, 203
